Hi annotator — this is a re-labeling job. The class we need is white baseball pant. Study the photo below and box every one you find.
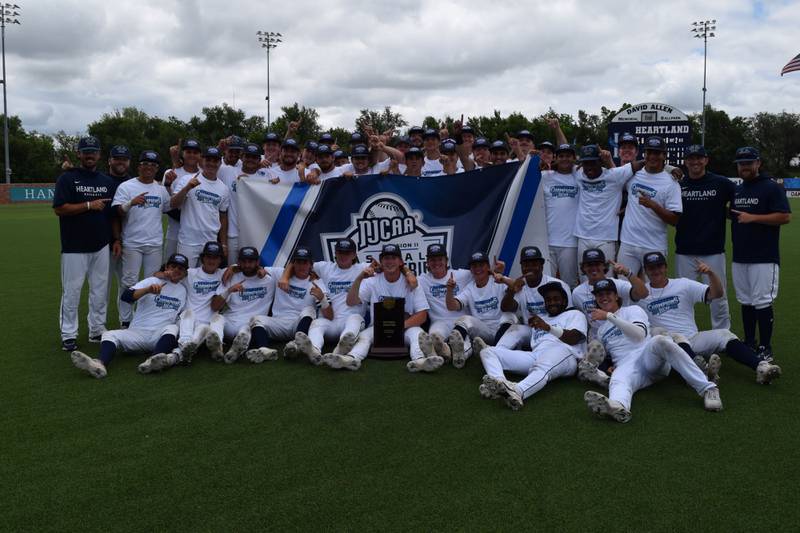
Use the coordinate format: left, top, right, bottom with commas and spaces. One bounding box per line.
178, 310, 225, 347
177, 243, 204, 268
108, 247, 124, 323
60, 245, 110, 341
428, 318, 459, 340
163, 219, 179, 259
496, 324, 533, 350
577, 239, 617, 268
480, 344, 578, 399
251, 306, 316, 341
675, 253, 730, 330
308, 314, 365, 352
732, 262, 779, 309
119, 244, 163, 324
223, 317, 251, 342
227, 236, 239, 266
688, 329, 738, 356
101, 323, 179, 353
617, 243, 663, 279
609, 335, 716, 411
549, 245, 579, 288
347, 325, 426, 362
454, 313, 518, 344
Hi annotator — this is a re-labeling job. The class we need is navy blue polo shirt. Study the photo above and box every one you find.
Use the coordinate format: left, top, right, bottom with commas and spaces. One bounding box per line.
731, 175, 791, 264
52, 168, 116, 253
675, 172, 736, 255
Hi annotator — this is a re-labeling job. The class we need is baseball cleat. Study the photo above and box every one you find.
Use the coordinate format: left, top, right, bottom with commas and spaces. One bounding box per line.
706, 353, 722, 383
70, 351, 107, 379
448, 330, 465, 366
703, 387, 723, 411
138, 352, 178, 374
323, 354, 361, 371
430, 333, 452, 361
88, 334, 103, 344
479, 375, 505, 399
180, 341, 199, 365
406, 355, 444, 373
585, 340, 606, 366
205, 332, 224, 362
577, 359, 610, 388
294, 332, 316, 358
496, 380, 524, 411
756, 360, 782, 385
334, 332, 357, 355
693, 355, 708, 372
245, 347, 278, 364
455, 337, 481, 369
225, 331, 250, 363
283, 341, 299, 359
757, 345, 774, 362
584, 391, 631, 423
61, 338, 77, 352
418, 331, 434, 357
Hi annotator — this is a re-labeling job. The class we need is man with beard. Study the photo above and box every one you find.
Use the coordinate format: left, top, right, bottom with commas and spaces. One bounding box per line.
340, 144, 375, 177
476, 281, 588, 411
163, 139, 202, 259
106, 145, 133, 327
268, 138, 307, 183
306, 144, 346, 181
53, 136, 116, 351
542, 143, 579, 287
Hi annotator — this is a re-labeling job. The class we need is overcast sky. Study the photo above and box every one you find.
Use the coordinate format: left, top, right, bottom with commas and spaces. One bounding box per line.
7, 0, 800, 135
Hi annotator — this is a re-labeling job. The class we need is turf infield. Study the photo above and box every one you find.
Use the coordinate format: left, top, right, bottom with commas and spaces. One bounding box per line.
1, 203, 798, 532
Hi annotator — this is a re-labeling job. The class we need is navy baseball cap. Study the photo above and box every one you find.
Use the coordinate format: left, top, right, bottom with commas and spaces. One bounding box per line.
426, 243, 447, 258
685, 144, 708, 157
203, 146, 222, 158
316, 144, 333, 156
555, 143, 576, 155
538, 141, 555, 152
379, 243, 402, 258
619, 132, 638, 146
181, 139, 201, 150
138, 150, 160, 164
461, 125, 475, 134
468, 251, 490, 265
408, 126, 424, 136
734, 146, 760, 162
537, 281, 568, 301
490, 140, 509, 152
473, 138, 490, 149
227, 136, 244, 150
200, 241, 224, 258
335, 238, 356, 252
318, 132, 334, 144
77, 136, 101, 152
350, 132, 364, 144
304, 140, 319, 151
440, 140, 457, 154
520, 246, 544, 262
581, 248, 606, 264
578, 145, 601, 162
263, 132, 281, 143
243, 142, 262, 157
167, 253, 190, 269
395, 135, 411, 146
423, 128, 439, 139
282, 138, 300, 150
292, 246, 312, 261
405, 146, 424, 158
333, 150, 348, 159
643, 251, 667, 267
238, 246, 260, 260
644, 136, 667, 152
517, 130, 535, 140
351, 144, 370, 158
110, 145, 131, 159
591, 278, 618, 295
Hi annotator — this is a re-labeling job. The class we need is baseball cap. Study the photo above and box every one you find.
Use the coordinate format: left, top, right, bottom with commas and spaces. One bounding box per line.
350, 132, 365, 144
520, 246, 544, 262
77, 136, 101, 152
263, 132, 281, 144
282, 138, 300, 150
490, 140, 509, 152
468, 251, 490, 265
226, 136, 244, 150
166, 253, 190, 269
734, 146, 760, 162
517, 130, 535, 140
203, 146, 222, 158
426, 243, 447, 258
405, 146, 424, 158
138, 150, 160, 164
473, 138, 490, 149
408, 126, 424, 136
243, 142, 262, 157
333, 150, 348, 159
591, 278, 618, 295
238, 246, 260, 261
292, 246, 313, 261
685, 144, 708, 157
581, 248, 606, 264
644, 136, 667, 152
200, 241, 224, 258
440, 140, 457, 154
351, 144, 370, 158
316, 144, 333, 156
422, 128, 439, 140
578, 145, 601, 162
555, 143, 576, 155
643, 251, 667, 267
181, 139, 201, 150
619, 132, 638, 146
538, 141, 555, 152
395, 135, 411, 146
379, 243, 402, 258
304, 140, 319, 151
335, 238, 356, 252
461, 125, 475, 134
318, 132, 334, 144
110, 145, 131, 159
537, 280, 568, 300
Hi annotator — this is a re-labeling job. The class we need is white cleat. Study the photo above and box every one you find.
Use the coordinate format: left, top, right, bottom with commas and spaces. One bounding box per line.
323, 353, 361, 371
334, 332, 357, 355
577, 359, 610, 388
585, 340, 606, 366
703, 387, 723, 411
180, 341, 199, 365
418, 331, 434, 357
283, 341, 299, 359
71, 351, 107, 379
294, 332, 313, 356
430, 333, 452, 361
138, 352, 179, 374
496, 380, 524, 411
225, 331, 250, 364
584, 391, 631, 423
406, 355, 444, 373
448, 330, 465, 367
706, 353, 722, 383
205, 332, 224, 362
756, 360, 782, 385
245, 347, 278, 364
693, 355, 708, 372
455, 336, 481, 369
479, 374, 504, 399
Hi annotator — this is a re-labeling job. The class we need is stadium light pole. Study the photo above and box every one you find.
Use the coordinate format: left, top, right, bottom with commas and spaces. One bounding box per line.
691, 19, 716, 146
1, 3, 21, 184
256, 31, 281, 131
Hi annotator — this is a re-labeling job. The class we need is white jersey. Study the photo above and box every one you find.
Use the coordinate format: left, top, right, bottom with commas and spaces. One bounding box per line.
308, 164, 345, 181
265, 267, 327, 317
313, 261, 364, 318
455, 277, 507, 328
184, 267, 223, 323
163, 166, 196, 240
418, 269, 473, 322
620, 169, 683, 251
221, 160, 242, 170
112, 178, 171, 247
129, 276, 186, 331
542, 170, 579, 247
217, 272, 275, 323
218, 166, 271, 238
174, 173, 231, 246
270, 165, 303, 184
513, 275, 573, 322
596, 305, 650, 365
422, 157, 443, 177
638, 277, 708, 338
572, 278, 634, 337
530, 309, 588, 359
358, 273, 429, 320
574, 164, 635, 241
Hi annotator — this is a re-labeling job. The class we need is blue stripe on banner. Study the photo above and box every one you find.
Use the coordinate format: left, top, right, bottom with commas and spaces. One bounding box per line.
497, 157, 543, 274
260, 184, 310, 265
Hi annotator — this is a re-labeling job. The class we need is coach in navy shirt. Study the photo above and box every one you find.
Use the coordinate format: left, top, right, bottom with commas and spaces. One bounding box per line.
52, 136, 116, 352
729, 146, 791, 360
674, 144, 736, 330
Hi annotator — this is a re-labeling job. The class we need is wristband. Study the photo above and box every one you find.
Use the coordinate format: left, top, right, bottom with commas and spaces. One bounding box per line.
121, 200, 133, 213
549, 325, 564, 338
319, 295, 331, 309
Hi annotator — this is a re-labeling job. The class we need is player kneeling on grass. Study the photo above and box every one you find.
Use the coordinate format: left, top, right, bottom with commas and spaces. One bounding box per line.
71, 253, 189, 378
475, 281, 588, 411
583, 279, 722, 423
333, 243, 441, 372
174, 241, 226, 364
211, 246, 277, 364
638, 252, 781, 385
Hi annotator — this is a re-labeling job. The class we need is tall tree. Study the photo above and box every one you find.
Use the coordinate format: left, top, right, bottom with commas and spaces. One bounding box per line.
0, 116, 59, 182
747, 111, 800, 178
355, 106, 407, 136
270, 103, 321, 144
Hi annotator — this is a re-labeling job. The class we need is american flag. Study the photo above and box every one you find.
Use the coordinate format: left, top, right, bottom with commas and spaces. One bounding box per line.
781, 53, 800, 76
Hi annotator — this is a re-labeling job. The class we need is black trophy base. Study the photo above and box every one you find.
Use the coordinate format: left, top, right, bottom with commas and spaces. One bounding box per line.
369, 345, 409, 360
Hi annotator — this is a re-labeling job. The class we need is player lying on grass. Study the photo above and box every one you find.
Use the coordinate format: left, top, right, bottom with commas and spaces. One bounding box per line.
638, 252, 781, 385
70, 253, 189, 378
476, 281, 588, 411
583, 279, 723, 423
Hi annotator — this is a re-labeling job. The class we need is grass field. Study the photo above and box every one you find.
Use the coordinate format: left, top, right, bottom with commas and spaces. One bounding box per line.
2, 203, 798, 532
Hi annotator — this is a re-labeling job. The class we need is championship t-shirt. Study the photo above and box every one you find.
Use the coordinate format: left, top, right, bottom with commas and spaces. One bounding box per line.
308, 164, 346, 181
542, 170, 579, 247
455, 277, 508, 329
265, 266, 328, 317
174, 173, 231, 246
574, 165, 635, 241
217, 272, 275, 323
112, 178, 171, 247
313, 261, 364, 318
530, 309, 587, 359
52, 168, 116, 253
731, 175, 791, 264
513, 275, 573, 322
418, 269, 473, 322
637, 277, 708, 338
270, 165, 303, 184
358, 273, 429, 323
129, 276, 187, 331
596, 305, 650, 365
184, 267, 224, 323
620, 169, 682, 251
572, 278, 634, 338
163, 167, 197, 241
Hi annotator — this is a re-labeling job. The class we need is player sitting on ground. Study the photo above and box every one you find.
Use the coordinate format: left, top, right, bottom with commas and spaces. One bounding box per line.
70, 253, 190, 378
476, 281, 588, 411
638, 252, 781, 385
583, 279, 722, 423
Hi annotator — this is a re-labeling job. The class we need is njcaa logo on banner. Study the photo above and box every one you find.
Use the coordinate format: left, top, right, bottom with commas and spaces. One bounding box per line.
320, 193, 453, 273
